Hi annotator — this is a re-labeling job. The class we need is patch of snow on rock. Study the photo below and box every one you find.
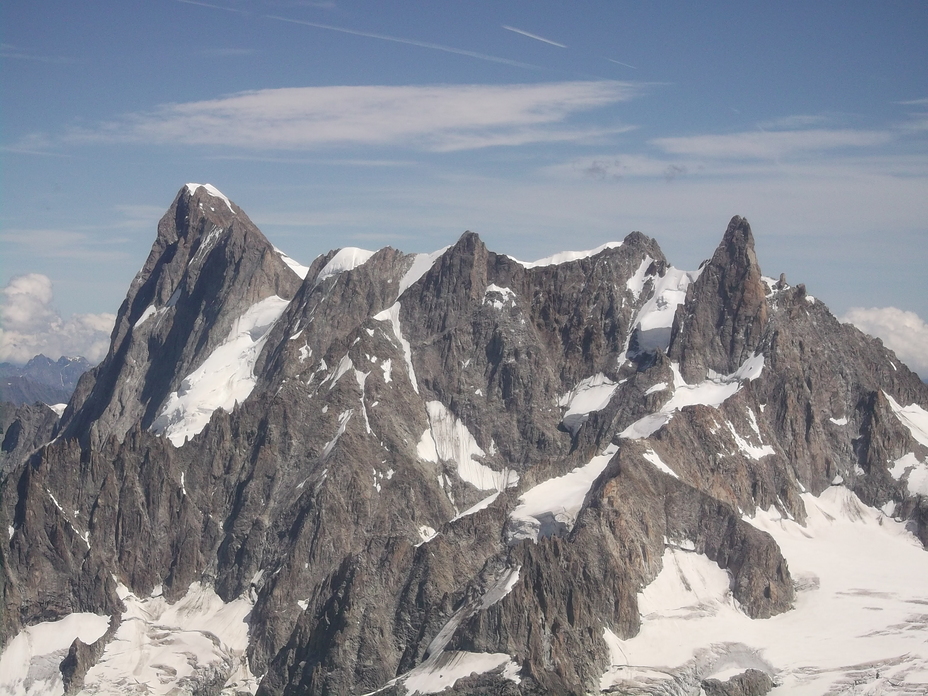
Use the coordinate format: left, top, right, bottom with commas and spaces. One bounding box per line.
642, 449, 679, 478
509, 444, 618, 542
0, 613, 110, 696
274, 246, 310, 279
316, 247, 375, 284
185, 182, 235, 213
620, 354, 766, 440
419, 401, 518, 491
890, 452, 928, 496
398, 652, 521, 695
81, 582, 255, 695
398, 247, 449, 296
511, 241, 623, 268
374, 303, 417, 392
151, 295, 291, 447
483, 284, 516, 310
626, 256, 655, 300
884, 391, 928, 447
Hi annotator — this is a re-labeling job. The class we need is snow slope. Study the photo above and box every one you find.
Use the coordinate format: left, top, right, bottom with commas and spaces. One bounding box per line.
601, 486, 928, 695
151, 295, 291, 446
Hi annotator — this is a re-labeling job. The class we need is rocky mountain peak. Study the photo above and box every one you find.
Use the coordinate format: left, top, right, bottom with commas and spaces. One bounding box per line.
669, 215, 769, 382
58, 184, 302, 447
3, 191, 928, 696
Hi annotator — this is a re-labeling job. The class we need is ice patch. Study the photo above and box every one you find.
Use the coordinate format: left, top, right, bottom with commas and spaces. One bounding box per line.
511, 241, 622, 268
509, 444, 618, 542
151, 295, 291, 447
133, 303, 164, 328
620, 354, 766, 440
642, 448, 679, 479
725, 420, 775, 460
322, 409, 353, 459
630, 266, 702, 354
394, 652, 521, 695
558, 373, 619, 417
626, 256, 655, 300
418, 401, 518, 491
417, 525, 438, 545
829, 416, 848, 426
315, 247, 376, 285
483, 284, 516, 310
890, 452, 928, 496
0, 613, 110, 696
48, 403, 67, 416
380, 358, 392, 383
398, 247, 449, 296
274, 246, 310, 279
185, 182, 235, 213
884, 392, 928, 447
451, 491, 500, 522
374, 302, 417, 393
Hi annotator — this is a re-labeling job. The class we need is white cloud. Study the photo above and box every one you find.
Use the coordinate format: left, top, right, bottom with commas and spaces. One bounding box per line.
651, 128, 891, 160
62, 82, 639, 152
842, 307, 928, 379
0, 274, 115, 364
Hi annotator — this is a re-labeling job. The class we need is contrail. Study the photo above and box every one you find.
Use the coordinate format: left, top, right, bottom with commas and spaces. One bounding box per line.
176, 0, 249, 14
606, 58, 637, 70
502, 25, 567, 48
265, 15, 539, 70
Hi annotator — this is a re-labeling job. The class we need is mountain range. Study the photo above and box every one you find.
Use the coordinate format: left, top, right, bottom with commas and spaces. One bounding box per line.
1, 183, 927, 696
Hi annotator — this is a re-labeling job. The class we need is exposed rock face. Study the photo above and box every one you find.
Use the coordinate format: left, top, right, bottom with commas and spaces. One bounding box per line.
58, 184, 303, 449
669, 216, 768, 383
702, 669, 775, 696
1, 185, 927, 695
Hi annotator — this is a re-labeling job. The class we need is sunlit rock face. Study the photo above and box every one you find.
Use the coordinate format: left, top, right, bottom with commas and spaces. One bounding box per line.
2, 186, 927, 696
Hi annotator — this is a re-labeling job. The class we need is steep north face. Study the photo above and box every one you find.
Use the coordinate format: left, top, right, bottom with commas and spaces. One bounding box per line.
1, 185, 927, 695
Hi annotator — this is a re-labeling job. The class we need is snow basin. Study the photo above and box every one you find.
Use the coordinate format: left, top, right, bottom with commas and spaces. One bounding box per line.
600, 486, 928, 694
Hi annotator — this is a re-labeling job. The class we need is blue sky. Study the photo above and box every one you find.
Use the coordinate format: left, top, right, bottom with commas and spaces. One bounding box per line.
2, 1, 927, 373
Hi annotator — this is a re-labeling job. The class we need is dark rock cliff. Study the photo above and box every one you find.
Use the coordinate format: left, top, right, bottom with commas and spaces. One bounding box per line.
1, 189, 926, 695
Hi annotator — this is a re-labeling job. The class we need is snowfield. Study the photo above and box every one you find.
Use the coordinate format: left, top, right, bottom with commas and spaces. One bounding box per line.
601, 486, 928, 695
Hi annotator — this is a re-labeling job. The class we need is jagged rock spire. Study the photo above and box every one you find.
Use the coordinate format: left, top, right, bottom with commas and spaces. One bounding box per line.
668, 215, 769, 382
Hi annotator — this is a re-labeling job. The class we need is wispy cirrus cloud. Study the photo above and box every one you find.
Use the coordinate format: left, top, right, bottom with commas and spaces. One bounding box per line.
53, 81, 640, 152
651, 128, 892, 160
0, 43, 73, 64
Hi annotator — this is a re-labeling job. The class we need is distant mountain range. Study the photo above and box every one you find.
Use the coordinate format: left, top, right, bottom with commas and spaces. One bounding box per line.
0, 354, 91, 407
1, 184, 927, 695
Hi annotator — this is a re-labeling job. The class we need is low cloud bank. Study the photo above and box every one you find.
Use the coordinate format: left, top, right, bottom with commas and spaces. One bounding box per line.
842, 306, 928, 380
0, 274, 115, 364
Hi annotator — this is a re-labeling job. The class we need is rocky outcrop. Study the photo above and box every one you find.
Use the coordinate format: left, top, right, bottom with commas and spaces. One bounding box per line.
669, 216, 768, 383
702, 669, 775, 696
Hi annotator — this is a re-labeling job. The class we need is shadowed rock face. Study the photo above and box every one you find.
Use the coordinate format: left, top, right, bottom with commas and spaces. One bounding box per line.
1, 189, 927, 695
669, 216, 769, 383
